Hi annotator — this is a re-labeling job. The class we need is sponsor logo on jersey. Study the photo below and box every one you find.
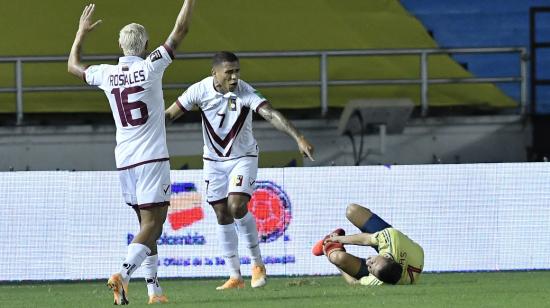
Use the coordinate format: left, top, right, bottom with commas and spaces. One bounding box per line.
234, 175, 244, 187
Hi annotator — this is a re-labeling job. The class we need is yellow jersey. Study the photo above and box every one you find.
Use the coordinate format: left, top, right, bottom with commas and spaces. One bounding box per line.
360, 228, 424, 286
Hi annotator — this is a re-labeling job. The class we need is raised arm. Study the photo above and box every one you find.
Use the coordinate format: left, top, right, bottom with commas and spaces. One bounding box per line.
165, 0, 196, 51
257, 103, 315, 161
67, 4, 102, 81
325, 233, 378, 247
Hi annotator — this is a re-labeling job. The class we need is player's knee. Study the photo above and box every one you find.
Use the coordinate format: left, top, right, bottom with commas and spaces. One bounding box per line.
346, 203, 371, 220
228, 201, 247, 219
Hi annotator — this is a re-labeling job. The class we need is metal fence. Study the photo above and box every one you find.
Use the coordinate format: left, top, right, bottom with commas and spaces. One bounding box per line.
0, 47, 528, 125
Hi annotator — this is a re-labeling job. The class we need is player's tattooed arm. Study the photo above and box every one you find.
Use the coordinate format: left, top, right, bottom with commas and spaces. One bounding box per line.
68, 4, 102, 81
165, 0, 196, 50
258, 103, 315, 161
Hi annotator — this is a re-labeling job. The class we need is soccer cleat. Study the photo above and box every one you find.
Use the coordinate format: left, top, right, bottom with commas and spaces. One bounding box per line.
107, 273, 129, 305
311, 239, 325, 256
330, 228, 346, 237
251, 264, 267, 288
148, 294, 169, 304
312, 228, 345, 256
215, 277, 245, 290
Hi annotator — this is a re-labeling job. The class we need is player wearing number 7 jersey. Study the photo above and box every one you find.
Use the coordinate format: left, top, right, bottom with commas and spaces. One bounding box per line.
67, 1, 195, 305
165, 51, 315, 290
313, 204, 424, 286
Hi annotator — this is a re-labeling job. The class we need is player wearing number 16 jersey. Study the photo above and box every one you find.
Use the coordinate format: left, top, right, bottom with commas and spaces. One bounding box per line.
84, 42, 172, 169
67, 1, 196, 304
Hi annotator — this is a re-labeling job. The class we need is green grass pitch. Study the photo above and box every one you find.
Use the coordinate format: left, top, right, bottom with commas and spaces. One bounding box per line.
1, 272, 549, 307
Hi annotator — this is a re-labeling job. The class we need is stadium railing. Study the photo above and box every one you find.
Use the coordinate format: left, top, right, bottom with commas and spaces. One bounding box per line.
0, 47, 527, 125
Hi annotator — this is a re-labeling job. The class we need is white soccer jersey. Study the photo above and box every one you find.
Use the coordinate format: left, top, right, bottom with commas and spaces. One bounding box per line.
85, 45, 175, 169
176, 77, 268, 161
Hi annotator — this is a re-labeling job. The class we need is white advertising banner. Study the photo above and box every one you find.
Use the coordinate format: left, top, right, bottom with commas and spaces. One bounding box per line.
0, 163, 549, 281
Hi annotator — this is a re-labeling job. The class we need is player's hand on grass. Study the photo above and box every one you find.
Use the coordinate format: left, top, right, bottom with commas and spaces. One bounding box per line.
78, 4, 102, 34
297, 136, 315, 161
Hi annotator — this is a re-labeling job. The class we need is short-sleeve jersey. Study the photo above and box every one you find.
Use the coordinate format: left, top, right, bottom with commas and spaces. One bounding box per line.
360, 228, 424, 286
84, 45, 175, 169
176, 77, 268, 161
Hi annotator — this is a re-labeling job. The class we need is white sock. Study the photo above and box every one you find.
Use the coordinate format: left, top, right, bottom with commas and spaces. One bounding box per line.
217, 223, 241, 279
142, 254, 162, 296
235, 212, 263, 266
120, 243, 151, 282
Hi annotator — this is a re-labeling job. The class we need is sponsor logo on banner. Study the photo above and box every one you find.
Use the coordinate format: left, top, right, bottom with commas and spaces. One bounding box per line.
127, 182, 206, 246
126, 180, 296, 269
168, 182, 204, 230
247, 180, 292, 243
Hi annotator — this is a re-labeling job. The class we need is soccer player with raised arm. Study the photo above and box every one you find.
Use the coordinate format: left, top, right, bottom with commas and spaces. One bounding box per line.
313, 204, 424, 286
165, 51, 315, 289
67, 1, 195, 304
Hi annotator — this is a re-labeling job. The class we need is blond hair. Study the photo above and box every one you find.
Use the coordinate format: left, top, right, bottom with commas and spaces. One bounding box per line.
118, 23, 148, 56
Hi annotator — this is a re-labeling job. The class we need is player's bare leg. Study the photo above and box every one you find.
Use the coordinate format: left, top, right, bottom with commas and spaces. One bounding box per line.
326, 250, 367, 284
312, 228, 366, 283
133, 207, 169, 304
211, 201, 244, 290
339, 269, 359, 285
132, 205, 168, 248
108, 205, 168, 304
345, 203, 373, 229
139, 206, 169, 303
228, 194, 266, 288
346, 203, 391, 236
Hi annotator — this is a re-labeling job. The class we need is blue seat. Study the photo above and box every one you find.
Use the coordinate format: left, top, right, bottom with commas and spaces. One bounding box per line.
401, 0, 550, 113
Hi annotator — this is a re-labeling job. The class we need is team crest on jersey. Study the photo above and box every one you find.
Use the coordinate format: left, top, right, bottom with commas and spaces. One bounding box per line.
234, 175, 244, 187
228, 98, 237, 111
149, 50, 163, 62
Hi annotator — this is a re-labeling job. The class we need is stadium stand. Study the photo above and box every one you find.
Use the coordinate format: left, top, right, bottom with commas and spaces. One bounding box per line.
401, 0, 550, 113
0, 0, 519, 120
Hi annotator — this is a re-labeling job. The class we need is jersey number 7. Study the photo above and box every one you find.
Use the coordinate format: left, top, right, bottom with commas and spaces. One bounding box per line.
111, 86, 149, 127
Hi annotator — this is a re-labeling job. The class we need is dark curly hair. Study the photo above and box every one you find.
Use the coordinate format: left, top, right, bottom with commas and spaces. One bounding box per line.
377, 259, 403, 284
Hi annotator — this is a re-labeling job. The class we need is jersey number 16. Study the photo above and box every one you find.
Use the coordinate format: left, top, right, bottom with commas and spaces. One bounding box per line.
111, 86, 149, 127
